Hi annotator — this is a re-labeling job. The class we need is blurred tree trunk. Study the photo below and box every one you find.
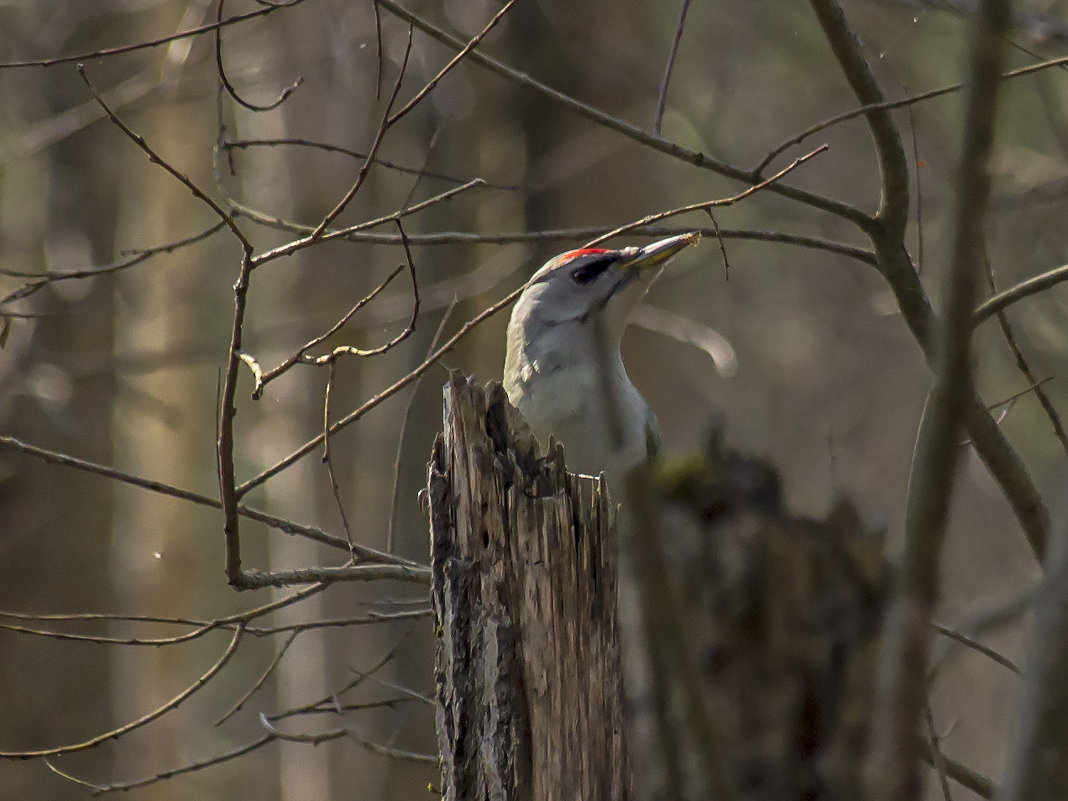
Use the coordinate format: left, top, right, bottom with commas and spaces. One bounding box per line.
0, 49, 120, 801
429, 374, 886, 801
109, 96, 219, 794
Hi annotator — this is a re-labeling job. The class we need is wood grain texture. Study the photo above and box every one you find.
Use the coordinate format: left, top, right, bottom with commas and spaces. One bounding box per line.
429, 371, 627, 801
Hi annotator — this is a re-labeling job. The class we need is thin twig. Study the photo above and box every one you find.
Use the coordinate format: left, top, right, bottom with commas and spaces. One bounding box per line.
753, 51, 1068, 175
88, 734, 276, 794
919, 738, 996, 798
0, 624, 246, 758
974, 262, 1068, 324
654, 0, 692, 136
0, 432, 426, 561
310, 23, 413, 237
237, 564, 430, 588
981, 252, 1068, 454
77, 65, 249, 248
585, 144, 828, 247
215, 629, 300, 725
223, 137, 517, 188
215, 0, 302, 111
924, 704, 954, 801
229, 212, 876, 264
372, 0, 384, 99
704, 209, 730, 280
323, 361, 355, 550
236, 276, 533, 496
388, 298, 459, 553
252, 179, 485, 268
0, 221, 228, 307
304, 221, 420, 362
387, 0, 515, 127
931, 622, 1021, 675
0, 2, 304, 69
253, 263, 406, 396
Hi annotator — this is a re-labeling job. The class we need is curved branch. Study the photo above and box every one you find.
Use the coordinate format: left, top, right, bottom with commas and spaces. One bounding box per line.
215, 0, 303, 112
974, 262, 1068, 324
808, 0, 910, 236
0, 625, 246, 758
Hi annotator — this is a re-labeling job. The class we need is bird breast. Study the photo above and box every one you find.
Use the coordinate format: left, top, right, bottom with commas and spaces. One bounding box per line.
505, 356, 653, 491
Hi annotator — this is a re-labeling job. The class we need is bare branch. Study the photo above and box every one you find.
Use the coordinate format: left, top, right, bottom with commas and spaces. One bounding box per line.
931, 622, 1021, 674
585, 145, 828, 247
0, 624, 246, 758
92, 735, 276, 794
238, 564, 430, 588
809, 0, 910, 237
0, 2, 304, 69
809, 0, 1049, 559
919, 739, 997, 798
252, 262, 407, 397
219, 249, 256, 586
980, 254, 1068, 454
0, 432, 421, 563
974, 262, 1068, 324
215, 630, 298, 724
0, 222, 228, 308
923, 704, 954, 801
250, 179, 486, 269
77, 64, 250, 249
377, 0, 873, 228
224, 137, 518, 189
755, 52, 1068, 175
230, 210, 874, 264
386, 0, 515, 127
654, 0, 692, 137
215, 0, 303, 111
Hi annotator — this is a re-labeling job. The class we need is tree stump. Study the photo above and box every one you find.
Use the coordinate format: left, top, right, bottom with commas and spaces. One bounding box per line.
428, 372, 628, 801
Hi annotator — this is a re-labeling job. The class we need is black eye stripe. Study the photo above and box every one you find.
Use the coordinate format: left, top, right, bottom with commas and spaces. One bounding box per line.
569, 257, 614, 285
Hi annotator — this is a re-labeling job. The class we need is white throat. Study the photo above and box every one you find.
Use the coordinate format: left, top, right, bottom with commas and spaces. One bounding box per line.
504, 314, 655, 490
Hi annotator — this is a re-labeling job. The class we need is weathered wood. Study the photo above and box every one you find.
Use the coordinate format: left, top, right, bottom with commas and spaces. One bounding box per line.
429, 372, 628, 801
430, 374, 886, 801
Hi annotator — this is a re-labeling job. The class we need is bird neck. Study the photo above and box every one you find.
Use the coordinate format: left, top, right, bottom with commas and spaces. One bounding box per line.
505, 318, 629, 391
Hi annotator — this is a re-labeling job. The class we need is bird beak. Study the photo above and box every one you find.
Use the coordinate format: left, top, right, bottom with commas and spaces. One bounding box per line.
618, 232, 701, 275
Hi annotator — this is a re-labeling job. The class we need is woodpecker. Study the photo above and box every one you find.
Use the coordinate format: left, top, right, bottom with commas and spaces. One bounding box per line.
503, 232, 700, 496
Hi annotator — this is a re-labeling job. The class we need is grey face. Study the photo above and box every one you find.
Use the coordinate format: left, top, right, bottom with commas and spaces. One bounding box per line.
513, 233, 700, 343
520, 249, 635, 330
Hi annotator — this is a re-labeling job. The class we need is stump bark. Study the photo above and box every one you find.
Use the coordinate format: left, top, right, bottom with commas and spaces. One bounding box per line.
428, 372, 628, 801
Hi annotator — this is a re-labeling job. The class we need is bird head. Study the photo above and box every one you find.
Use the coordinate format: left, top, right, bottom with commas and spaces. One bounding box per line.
509, 232, 701, 351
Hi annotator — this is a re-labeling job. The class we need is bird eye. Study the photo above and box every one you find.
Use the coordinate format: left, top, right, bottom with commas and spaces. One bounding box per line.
569, 258, 613, 285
